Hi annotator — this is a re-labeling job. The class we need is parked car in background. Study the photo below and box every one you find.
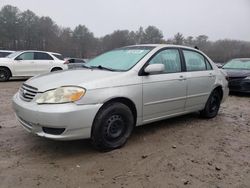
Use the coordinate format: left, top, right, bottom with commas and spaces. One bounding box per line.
222, 58, 250, 93
0, 50, 67, 81
0, 50, 15, 58
65, 58, 87, 69
13, 44, 228, 150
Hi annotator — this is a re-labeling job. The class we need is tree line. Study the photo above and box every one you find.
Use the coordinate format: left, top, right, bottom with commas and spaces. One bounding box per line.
1, 5, 250, 62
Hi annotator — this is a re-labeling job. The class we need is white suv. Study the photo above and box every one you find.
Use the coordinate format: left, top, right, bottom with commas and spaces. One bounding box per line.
0, 50, 67, 81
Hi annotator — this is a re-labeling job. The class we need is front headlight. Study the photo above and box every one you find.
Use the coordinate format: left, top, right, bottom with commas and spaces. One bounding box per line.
244, 76, 250, 80
36, 86, 86, 104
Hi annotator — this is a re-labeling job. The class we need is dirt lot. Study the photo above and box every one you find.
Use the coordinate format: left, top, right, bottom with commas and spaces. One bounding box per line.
0, 80, 250, 188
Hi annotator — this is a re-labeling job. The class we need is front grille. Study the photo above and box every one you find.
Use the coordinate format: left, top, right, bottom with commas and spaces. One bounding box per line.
19, 83, 38, 102
42, 127, 65, 135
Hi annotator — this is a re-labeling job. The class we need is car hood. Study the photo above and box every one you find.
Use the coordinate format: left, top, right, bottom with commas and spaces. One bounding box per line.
222, 69, 250, 78
25, 69, 122, 92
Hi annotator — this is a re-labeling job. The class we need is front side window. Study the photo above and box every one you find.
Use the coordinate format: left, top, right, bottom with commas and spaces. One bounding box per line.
34, 52, 53, 60
86, 46, 153, 71
149, 49, 182, 73
16, 52, 34, 60
183, 50, 207, 71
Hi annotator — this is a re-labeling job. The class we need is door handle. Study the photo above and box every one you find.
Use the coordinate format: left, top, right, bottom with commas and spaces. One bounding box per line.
178, 75, 186, 81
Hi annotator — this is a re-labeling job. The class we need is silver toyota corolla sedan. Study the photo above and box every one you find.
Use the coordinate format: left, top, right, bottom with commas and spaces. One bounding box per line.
12, 44, 229, 150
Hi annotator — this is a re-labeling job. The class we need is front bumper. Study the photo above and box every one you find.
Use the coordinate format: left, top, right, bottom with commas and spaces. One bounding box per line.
12, 93, 102, 140
228, 79, 250, 93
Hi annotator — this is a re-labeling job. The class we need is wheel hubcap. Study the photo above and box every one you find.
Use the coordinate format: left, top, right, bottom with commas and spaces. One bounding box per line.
104, 115, 125, 141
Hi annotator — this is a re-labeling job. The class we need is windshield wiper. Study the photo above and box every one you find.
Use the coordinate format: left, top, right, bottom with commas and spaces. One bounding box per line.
81, 64, 91, 69
90, 65, 117, 71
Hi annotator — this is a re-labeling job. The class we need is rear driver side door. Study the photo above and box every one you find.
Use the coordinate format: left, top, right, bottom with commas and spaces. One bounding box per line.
182, 49, 216, 111
34, 52, 54, 74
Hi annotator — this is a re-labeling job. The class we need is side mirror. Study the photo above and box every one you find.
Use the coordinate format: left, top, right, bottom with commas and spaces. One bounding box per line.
144, 64, 165, 74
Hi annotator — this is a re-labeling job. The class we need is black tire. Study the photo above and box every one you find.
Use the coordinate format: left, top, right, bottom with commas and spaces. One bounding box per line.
0, 68, 11, 82
51, 67, 62, 72
91, 102, 134, 151
200, 90, 221, 118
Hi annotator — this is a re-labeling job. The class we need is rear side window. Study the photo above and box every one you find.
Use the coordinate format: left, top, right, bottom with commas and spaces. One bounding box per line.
53, 54, 64, 60
149, 49, 182, 73
183, 50, 209, 71
34, 52, 53, 60
205, 59, 212, 70
16, 52, 34, 60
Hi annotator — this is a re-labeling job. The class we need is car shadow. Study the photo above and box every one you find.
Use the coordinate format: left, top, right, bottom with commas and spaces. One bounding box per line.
9, 77, 28, 82
229, 91, 250, 97
21, 112, 201, 158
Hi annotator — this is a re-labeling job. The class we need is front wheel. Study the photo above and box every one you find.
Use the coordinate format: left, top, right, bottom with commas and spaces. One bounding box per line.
200, 90, 221, 118
91, 103, 134, 151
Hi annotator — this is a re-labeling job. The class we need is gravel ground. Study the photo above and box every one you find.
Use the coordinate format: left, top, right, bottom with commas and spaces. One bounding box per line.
0, 80, 250, 188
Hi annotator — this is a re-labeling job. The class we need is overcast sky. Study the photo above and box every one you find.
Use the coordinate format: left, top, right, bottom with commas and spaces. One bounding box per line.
0, 0, 250, 41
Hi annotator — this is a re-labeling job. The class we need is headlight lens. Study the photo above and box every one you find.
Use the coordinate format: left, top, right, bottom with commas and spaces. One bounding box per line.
36, 87, 85, 104
244, 76, 250, 80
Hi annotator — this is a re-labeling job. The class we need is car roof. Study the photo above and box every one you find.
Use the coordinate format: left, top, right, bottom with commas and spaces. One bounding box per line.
16, 50, 62, 55
125, 44, 201, 51
0, 50, 15, 53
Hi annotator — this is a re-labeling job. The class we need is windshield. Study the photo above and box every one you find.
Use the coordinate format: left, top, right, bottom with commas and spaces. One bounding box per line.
223, 59, 250, 70
7, 51, 21, 58
86, 46, 153, 71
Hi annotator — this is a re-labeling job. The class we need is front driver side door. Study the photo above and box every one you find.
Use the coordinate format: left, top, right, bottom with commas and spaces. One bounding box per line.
13, 52, 35, 76
142, 48, 187, 123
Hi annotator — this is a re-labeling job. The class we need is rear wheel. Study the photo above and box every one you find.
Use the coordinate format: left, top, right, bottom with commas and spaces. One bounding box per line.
91, 102, 134, 151
0, 68, 11, 82
51, 67, 62, 72
200, 90, 221, 118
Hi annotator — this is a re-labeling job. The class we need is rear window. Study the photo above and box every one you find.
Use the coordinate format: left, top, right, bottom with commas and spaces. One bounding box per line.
0, 52, 11, 57
53, 54, 64, 60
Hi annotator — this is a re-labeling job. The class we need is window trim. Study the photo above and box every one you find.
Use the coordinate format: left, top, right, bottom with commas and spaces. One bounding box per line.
180, 48, 213, 72
34, 52, 54, 60
139, 47, 185, 76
